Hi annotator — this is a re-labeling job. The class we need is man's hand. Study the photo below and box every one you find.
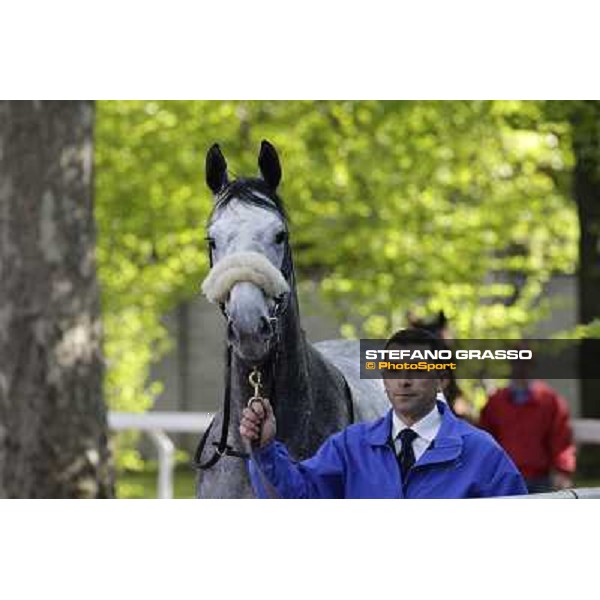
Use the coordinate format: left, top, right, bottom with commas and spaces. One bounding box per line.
240, 398, 276, 448
552, 471, 573, 490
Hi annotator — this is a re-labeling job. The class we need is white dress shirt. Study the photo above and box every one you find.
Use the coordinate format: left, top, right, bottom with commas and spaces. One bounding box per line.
392, 403, 442, 461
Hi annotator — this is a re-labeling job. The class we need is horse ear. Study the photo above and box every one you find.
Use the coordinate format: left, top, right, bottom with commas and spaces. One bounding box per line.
437, 310, 447, 327
258, 140, 282, 190
206, 143, 228, 195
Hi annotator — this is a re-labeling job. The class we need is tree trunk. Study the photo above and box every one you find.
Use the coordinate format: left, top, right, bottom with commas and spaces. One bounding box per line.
0, 101, 113, 497
571, 101, 600, 477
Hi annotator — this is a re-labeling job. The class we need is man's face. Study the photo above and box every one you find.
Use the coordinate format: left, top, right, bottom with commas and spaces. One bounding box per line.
382, 343, 440, 422
510, 342, 532, 387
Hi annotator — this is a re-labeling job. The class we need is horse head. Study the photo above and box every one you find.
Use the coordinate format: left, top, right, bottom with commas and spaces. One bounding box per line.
201, 140, 293, 364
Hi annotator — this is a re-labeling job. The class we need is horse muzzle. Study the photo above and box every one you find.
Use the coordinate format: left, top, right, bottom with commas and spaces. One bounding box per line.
225, 282, 280, 363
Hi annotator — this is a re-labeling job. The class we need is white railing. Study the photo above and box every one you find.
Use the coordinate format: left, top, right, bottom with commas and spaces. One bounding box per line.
572, 419, 600, 444
507, 487, 600, 499
108, 411, 213, 499
108, 413, 600, 499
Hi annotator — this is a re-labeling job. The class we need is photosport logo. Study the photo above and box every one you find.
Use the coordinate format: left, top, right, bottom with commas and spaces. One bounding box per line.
359, 339, 600, 380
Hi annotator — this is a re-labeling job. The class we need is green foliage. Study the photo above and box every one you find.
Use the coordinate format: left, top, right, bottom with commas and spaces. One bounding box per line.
116, 465, 195, 499
554, 319, 600, 340
95, 101, 580, 445
281, 100, 577, 339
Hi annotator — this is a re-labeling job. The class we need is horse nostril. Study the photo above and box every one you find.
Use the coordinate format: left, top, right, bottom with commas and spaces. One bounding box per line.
259, 316, 272, 337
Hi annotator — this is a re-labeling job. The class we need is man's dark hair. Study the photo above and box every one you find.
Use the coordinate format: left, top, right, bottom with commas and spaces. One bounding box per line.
386, 328, 463, 403
384, 327, 446, 352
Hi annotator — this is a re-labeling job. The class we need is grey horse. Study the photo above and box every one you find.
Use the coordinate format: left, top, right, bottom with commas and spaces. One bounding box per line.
194, 140, 388, 498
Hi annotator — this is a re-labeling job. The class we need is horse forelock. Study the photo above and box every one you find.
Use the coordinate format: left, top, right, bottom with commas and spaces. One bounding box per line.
207, 177, 288, 226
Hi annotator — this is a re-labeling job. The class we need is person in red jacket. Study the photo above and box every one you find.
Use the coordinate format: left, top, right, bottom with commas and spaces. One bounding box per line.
480, 368, 576, 493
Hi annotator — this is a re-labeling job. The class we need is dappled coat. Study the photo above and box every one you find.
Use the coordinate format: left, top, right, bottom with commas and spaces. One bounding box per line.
248, 401, 527, 498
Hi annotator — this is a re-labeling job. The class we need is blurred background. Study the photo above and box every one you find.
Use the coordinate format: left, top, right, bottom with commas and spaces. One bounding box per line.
1, 100, 599, 498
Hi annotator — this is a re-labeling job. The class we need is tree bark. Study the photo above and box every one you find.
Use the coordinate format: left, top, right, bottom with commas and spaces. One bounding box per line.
571, 101, 600, 476
0, 101, 113, 497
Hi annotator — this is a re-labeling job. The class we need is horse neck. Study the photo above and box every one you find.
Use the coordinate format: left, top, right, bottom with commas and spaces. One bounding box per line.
273, 287, 312, 406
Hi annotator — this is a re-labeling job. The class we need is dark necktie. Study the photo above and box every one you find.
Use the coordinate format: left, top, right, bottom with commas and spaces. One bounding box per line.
397, 428, 418, 479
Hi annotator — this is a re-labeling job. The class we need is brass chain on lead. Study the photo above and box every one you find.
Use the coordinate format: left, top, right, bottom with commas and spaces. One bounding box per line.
247, 366, 268, 411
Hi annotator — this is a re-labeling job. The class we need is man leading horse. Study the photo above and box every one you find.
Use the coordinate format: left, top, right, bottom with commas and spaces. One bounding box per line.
240, 328, 527, 498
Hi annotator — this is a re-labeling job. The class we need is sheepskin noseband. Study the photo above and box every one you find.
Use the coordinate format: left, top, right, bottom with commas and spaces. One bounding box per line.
201, 251, 290, 304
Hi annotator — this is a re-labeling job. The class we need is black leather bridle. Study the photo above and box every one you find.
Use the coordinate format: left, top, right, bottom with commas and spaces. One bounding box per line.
194, 240, 293, 470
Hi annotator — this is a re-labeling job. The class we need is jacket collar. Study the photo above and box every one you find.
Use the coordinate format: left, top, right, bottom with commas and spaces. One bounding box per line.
366, 400, 464, 466
392, 403, 441, 446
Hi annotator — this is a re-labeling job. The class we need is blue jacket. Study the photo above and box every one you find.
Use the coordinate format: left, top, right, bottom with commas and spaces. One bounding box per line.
248, 401, 527, 498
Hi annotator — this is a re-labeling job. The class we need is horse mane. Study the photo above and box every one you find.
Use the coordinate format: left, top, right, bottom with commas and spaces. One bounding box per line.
208, 177, 289, 225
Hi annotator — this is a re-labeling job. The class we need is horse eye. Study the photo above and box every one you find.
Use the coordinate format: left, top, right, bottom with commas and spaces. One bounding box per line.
274, 231, 287, 244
